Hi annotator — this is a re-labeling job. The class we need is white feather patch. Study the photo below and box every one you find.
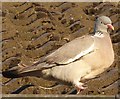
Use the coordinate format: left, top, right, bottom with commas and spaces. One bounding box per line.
94, 32, 104, 38
65, 43, 94, 64
94, 34, 104, 38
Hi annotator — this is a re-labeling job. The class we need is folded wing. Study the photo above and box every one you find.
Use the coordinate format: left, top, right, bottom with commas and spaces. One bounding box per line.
45, 35, 94, 65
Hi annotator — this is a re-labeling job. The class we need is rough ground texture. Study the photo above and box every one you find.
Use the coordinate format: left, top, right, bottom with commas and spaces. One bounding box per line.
2, 2, 120, 95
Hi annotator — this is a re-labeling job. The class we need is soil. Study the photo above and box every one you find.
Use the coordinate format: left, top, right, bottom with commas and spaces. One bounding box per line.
2, 2, 120, 95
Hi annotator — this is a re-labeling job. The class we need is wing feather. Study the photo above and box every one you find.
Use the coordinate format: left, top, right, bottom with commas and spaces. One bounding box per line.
45, 35, 94, 64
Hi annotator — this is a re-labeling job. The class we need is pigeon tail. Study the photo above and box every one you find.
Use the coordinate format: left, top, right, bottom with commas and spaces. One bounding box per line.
2, 63, 28, 78
2, 66, 21, 78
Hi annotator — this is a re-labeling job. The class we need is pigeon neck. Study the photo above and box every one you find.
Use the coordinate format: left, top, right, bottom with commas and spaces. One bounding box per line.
94, 27, 108, 37
94, 31, 104, 38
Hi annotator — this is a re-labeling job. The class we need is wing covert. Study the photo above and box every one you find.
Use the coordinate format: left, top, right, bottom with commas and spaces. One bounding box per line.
45, 35, 94, 65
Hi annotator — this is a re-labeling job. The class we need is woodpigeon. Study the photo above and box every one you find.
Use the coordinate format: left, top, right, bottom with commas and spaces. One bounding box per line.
2, 16, 115, 94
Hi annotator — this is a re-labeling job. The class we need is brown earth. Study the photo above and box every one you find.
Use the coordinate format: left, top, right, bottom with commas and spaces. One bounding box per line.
2, 2, 120, 95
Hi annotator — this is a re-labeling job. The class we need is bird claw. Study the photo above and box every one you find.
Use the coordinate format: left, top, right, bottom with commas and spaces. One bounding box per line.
76, 86, 87, 94
75, 82, 87, 94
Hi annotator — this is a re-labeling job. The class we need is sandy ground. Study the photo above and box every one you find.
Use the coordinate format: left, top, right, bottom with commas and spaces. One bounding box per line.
2, 2, 120, 95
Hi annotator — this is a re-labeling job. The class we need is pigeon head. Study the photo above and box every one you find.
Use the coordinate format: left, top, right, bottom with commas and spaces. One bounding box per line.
94, 16, 114, 33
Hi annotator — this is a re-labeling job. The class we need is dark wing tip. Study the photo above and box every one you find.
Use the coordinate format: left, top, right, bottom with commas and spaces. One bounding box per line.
2, 67, 20, 78
2, 70, 20, 78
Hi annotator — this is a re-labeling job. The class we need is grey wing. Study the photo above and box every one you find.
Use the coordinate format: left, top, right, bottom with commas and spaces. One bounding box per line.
15, 35, 94, 74
45, 35, 94, 64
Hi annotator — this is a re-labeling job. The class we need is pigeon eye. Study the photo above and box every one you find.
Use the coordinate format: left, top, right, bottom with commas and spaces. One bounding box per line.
101, 21, 106, 25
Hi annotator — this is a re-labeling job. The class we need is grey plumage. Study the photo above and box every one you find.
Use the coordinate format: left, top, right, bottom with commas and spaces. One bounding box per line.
2, 16, 114, 93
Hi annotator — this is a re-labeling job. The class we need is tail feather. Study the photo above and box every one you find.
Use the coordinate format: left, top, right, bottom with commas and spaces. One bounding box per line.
2, 66, 21, 78
2, 63, 27, 78
2, 70, 20, 78
2, 62, 55, 78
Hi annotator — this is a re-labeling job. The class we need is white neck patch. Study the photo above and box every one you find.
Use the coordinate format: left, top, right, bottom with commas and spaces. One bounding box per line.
94, 31, 104, 38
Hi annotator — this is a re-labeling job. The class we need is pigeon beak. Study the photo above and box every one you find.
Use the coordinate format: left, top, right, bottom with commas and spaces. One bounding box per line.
107, 24, 114, 30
